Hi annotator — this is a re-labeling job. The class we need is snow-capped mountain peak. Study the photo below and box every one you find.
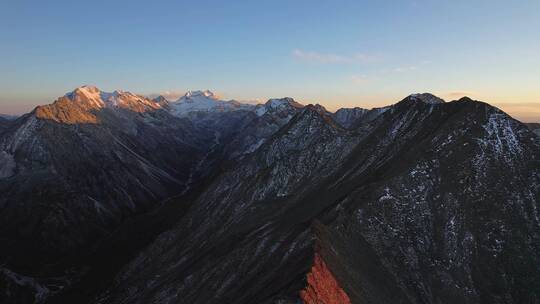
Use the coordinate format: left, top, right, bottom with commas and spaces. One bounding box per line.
66, 85, 103, 106
255, 97, 304, 116
71, 85, 100, 94
184, 90, 216, 99
33, 86, 165, 124
170, 90, 253, 117
266, 97, 295, 108
63, 86, 162, 111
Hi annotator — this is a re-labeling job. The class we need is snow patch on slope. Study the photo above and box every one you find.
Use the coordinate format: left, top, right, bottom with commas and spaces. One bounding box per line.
473, 112, 525, 169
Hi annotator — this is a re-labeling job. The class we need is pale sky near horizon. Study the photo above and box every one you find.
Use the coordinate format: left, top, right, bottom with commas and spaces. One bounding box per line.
1, 0, 539, 121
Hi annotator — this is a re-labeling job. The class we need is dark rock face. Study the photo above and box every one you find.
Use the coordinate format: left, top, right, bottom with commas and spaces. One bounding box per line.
0, 117, 8, 130
87, 97, 538, 304
333, 107, 368, 128
1, 89, 538, 304
0, 108, 208, 269
320, 98, 540, 304
0, 116, 15, 134
526, 123, 540, 136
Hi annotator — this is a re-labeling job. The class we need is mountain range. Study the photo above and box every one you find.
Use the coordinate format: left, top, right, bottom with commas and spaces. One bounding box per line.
0, 86, 538, 304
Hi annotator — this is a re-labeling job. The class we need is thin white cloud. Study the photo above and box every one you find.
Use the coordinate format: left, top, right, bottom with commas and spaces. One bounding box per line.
293, 49, 378, 64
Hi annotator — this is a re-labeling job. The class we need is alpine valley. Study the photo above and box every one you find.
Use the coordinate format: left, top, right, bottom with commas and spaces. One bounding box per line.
0, 86, 539, 304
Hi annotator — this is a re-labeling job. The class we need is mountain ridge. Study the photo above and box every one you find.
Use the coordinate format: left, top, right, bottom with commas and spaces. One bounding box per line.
88, 92, 538, 304
0, 86, 538, 304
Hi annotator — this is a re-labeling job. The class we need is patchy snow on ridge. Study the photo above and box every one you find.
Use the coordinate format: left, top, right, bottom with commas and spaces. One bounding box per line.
474, 112, 524, 167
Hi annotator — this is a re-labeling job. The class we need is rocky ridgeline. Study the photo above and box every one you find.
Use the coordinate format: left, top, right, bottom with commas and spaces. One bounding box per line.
0, 88, 538, 304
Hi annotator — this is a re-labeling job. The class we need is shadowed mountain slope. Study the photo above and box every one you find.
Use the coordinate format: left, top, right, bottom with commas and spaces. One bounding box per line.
79, 96, 539, 304
1, 90, 538, 304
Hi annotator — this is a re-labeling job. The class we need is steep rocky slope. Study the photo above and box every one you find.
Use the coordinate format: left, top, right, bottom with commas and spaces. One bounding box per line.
0, 87, 216, 292
89, 104, 359, 304
332, 107, 368, 128
0, 88, 308, 303
1, 90, 538, 304
0, 117, 10, 133
315, 97, 539, 304
80, 95, 539, 304
526, 122, 540, 136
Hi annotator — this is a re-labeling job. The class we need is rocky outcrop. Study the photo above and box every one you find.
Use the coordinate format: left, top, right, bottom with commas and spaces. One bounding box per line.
526, 122, 540, 136
333, 107, 368, 128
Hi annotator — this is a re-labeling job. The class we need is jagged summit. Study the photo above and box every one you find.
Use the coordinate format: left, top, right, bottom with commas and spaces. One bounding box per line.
68, 85, 101, 93
175, 90, 219, 104
64, 86, 151, 106
299, 103, 343, 128
266, 97, 303, 109
406, 93, 445, 104
33, 86, 164, 124
305, 103, 330, 114
71, 85, 100, 93
152, 95, 169, 103
457, 96, 475, 103
254, 97, 303, 117
267, 97, 294, 105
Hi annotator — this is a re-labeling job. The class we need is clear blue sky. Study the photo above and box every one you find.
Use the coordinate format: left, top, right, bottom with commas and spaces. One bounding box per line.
1, 0, 539, 121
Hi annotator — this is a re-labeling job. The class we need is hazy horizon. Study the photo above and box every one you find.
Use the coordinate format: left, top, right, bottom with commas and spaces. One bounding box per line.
1, 0, 539, 122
